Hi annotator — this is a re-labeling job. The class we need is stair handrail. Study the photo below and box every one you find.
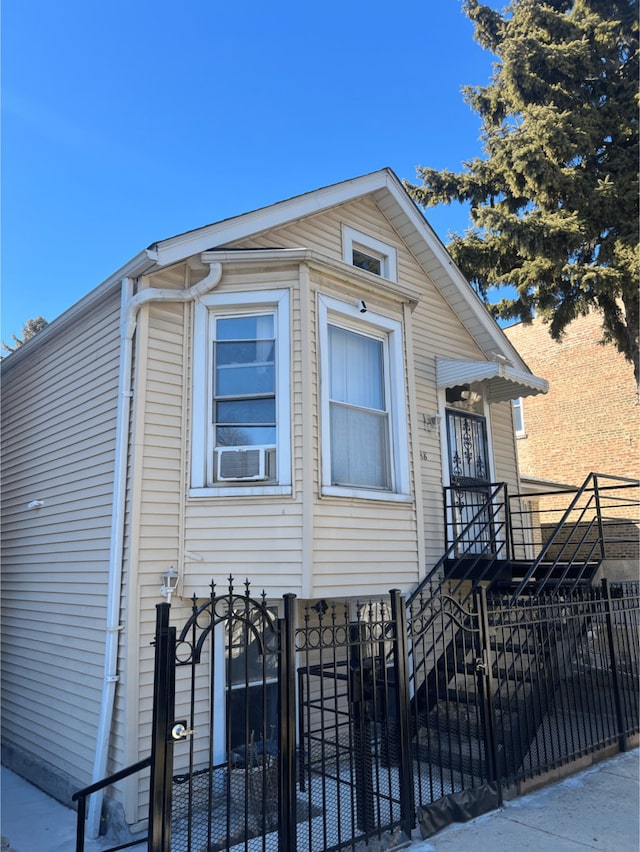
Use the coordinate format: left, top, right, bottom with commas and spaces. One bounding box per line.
510, 472, 640, 601
72, 757, 151, 852
407, 482, 509, 611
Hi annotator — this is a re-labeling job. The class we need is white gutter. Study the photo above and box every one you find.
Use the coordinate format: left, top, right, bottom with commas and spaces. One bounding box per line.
87, 260, 222, 838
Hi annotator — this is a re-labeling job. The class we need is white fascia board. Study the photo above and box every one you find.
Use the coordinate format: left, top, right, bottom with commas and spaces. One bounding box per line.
150, 171, 395, 267
0, 250, 158, 374
375, 177, 536, 373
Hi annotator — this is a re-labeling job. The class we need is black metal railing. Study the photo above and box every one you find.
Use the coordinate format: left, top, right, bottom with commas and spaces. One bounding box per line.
408, 482, 511, 609
487, 580, 640, 785
72, 758, 150, 852
75, 470, 638, 849
508, 473, 640, 599
76, 578, 639, 851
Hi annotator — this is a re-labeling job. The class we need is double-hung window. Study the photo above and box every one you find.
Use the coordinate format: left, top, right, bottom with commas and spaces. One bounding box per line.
319, 296, 410, 501
191, 290, 291, 496
328, 324, 391, 489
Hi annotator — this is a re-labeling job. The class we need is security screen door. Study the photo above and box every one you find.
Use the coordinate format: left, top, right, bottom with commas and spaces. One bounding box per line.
446, 406, 494, 555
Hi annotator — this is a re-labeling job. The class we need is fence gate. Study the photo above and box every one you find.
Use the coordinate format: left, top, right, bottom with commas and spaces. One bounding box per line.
144, 579, 638, 850
149, 582, 294, 852
406, 581, 500, 838
148, 586, 413, 851
295, 592, 413, 851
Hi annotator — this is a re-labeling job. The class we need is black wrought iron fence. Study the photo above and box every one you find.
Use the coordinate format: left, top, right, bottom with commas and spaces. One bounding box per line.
484, 580, 640, 788
508, 474, 640, 588
295, 593, 413, 851
75, 578, 639, 851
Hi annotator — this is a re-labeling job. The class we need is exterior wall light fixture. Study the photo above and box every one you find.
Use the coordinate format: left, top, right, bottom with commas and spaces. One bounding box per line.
424, 414, 441, 432
160, 566, 180, 603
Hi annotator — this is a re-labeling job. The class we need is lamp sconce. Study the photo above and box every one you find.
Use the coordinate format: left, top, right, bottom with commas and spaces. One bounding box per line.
423, 414, 441, 432
28, 499, 44, 509
160, 566, 180, 603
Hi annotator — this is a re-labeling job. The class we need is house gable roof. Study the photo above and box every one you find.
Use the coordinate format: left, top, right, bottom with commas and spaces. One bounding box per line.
146, 168, 532, 372
2, 168, 541, 380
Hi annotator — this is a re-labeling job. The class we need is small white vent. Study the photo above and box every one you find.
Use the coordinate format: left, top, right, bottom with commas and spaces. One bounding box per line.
216, 446, 275, 482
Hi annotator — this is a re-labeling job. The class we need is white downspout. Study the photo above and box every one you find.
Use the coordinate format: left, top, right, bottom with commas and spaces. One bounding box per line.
87, 260, 222, 838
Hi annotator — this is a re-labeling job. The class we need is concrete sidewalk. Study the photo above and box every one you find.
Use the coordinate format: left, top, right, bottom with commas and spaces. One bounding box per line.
1, 750, 638, 851
411, 749, 639, 852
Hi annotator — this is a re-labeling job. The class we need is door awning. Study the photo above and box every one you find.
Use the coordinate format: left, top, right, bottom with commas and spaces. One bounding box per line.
436, 357, 549, 403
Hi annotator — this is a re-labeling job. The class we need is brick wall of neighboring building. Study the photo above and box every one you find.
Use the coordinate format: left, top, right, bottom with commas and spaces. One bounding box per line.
504, 312, 639, 485
505, 313, 639, 563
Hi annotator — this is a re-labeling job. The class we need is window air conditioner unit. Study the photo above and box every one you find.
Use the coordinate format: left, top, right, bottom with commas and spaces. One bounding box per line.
216, 446, 274, 482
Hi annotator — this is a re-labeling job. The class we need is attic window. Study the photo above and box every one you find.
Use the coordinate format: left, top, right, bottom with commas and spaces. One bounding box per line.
352, 247, 382, 276
343, 226, 397, 282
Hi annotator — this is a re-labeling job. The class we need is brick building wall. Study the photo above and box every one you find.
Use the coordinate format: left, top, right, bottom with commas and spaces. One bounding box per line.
505, 313, 639, 563
504, 312, 639, 485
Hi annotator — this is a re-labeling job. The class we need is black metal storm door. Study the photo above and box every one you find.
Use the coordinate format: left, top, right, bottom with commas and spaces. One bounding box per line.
446, 408, 495, 557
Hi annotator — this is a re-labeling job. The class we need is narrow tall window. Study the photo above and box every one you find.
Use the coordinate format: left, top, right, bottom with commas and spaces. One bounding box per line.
328, 324, 390, 489
319, 295, 410, 501
512, 397, 525, 437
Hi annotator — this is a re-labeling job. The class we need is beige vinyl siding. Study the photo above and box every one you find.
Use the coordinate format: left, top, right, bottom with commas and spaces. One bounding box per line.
182, 264, 305, 598
224, 196, 517, 585
233, 205, 426, 598
124, 198, 521, 820
0, 288, 121, 793
410, 263, 487, 570
240, 197, 493, 582
126, 292, 188, 823
312, 503, 419, 597
490, 400, 520, 489
307, 268, 420, 596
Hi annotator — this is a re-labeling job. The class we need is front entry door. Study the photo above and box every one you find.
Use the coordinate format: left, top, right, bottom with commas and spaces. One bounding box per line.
446, 407, 493, 554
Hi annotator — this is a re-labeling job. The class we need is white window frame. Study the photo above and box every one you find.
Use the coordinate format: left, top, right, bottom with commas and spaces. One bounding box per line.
512, 397, 526, 437
318, 295, 410, 502
342, 225, 397, 282
190, 289, 291, 497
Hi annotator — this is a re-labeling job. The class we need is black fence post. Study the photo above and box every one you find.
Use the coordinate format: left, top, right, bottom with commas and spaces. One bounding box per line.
475, 586, 501, 804
349, 621, 375, 833
601, 578, 627, 752
148, 602, 176, 851
279, 593, 297, 852
389, 589, 415, 839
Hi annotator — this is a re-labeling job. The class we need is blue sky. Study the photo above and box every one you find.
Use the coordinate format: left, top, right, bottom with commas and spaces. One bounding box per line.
1, 1, 498, 343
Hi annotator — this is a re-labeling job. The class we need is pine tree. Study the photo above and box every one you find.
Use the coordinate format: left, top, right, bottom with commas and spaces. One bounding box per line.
406, 0, 639, 384
2, 316, 49, 355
